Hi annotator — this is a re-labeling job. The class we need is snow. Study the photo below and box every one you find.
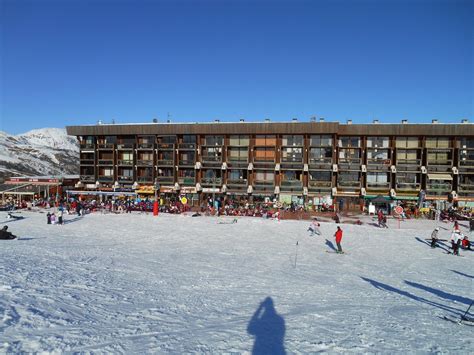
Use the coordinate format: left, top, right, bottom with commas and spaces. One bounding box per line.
0, 212, 473, 353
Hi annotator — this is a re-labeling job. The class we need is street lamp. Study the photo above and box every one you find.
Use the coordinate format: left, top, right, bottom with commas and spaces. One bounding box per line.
153, 178, 160, 216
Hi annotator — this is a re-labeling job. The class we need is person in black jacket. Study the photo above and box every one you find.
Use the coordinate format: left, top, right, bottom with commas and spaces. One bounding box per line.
0, 226, 17, 240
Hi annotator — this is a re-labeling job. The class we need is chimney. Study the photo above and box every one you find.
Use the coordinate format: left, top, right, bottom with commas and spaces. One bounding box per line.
166, 119, 171, 123
461, 119, 469, 124
97, 120, 103, 125
310, 116, 317, 122
215, 119, 220, 123
401, 119, 408, 124
240, 118, 245, 123
319, 117, 325, 122
347, 120, 352, 125
432, 119, 439, 124
373, 119, 379, 124
152, 118, 158, 123
265, 118, 270, 123
292, 117, 298, 122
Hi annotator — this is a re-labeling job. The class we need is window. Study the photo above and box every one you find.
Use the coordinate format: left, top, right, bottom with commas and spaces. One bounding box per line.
426, 137, 450, 148
338, 149, 360, 160
282, 135, 303, 146
396, 137, 419, 148
338, 137, 360, 148
228, 169, 247, 181
183, 135, 196, 144
229, 135, 249, 146
396, 150, 418, 161
309, 171, 331, 181
281, 147, 303, 162
158, 136, 176, 144
367, 150, 388, 160
205, 136, 224, 146
254, 171, 274, 182
228, 148, 248, 161
100, 168, 114, 176
396, 173, 418, 184
309, 148, 332, 161
179, 151, 195, 163
119, 168, 133, 177
367, 137, 389, 148
159, 151, 174, 161
138, 136, 154, 144
310, 135, 332, 146
138, 152, 153, 160
158, 168, 173, 177
281, 171, 302, 181
119, 152, 133, 160
254, 148, 275, 162
460, 138, 474, 149
366, 172, 388, 183
255, 135, 276, 146
337, 172, 360, 183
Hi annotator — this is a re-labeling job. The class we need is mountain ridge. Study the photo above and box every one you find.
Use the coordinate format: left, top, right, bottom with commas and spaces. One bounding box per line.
0, 128, 79, 181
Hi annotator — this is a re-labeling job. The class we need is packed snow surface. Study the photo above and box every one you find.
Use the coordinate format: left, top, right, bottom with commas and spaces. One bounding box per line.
0, 211, 473, 353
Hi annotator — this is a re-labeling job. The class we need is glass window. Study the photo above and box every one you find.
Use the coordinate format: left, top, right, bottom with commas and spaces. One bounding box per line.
228, 148, 248, 161
282, 135, 303, 146
338, 137, 360, 148
254, 148, 275, 161
309, 148, 332, 160
367, 137, 389, 148
254, 171, 274, 181
183, 135, 196, 144
367, 150, 388, 160
309, 171, 332, 181
229, 135, 249, 146
367, 172, 388, 183
460, 138, 474, 149
228, 169, 247, 181
255, 135, 276, 146
205, 136, 224, 145
281, 147, 303, 162
310, 135, 332, 146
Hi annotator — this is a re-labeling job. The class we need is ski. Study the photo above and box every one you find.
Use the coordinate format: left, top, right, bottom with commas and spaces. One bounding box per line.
442, 315, 474, 326
326, 251, 347, 255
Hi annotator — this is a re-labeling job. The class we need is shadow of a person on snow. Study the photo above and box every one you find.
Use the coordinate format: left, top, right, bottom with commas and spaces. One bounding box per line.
247, 297, 286, 355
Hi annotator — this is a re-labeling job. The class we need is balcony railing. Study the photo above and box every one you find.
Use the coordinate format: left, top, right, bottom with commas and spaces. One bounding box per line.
201, 177, 222, 185
118, 160, 133, 166
396, 159, 422, 166
98, 176, 114, 182
80, 174, 95, 182
118, 176, 133, 182
366, 182, 391, 189
280, 180, 303, 189
337, 181, 361, 188
459, 160, 474, 167
253, 158, 275, 164
97, 143, 114, 149
308, 181, 332, 188
309, 157, 332, 164
396, 183, 421, 190
427, 183, 452, 191
80, 159, 95, 165
156, 176, 174, 184
157, 143, 175, 150
178, 177, 196, 185
116, 143, 134, 150
137, 176, 153, 183
136, 160, 153, 166
426, 160, 453, 166
137, 143, 154, 149
157, 159, 174, 166
178, 159, 195, 166
178, 143, 196, 150
98, 159, 114, 165
228, 156, 248, 162
281, 158, 304, 164
458, 184, 474, 192
253, 181, 274, 191
226, 179, 248, 186
80, 144, 95, 150
202, 156, 222, 162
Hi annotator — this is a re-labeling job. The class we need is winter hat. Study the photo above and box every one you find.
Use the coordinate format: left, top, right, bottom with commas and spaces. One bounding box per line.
435, 227, 439, 231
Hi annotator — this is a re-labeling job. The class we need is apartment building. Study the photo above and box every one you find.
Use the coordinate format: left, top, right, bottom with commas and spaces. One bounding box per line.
66, 119, 474, 208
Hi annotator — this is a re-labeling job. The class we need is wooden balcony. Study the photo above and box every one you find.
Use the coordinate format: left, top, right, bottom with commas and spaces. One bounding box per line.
137, 143, 154, 150
80, 174, 95, 182
118, 160, 133, 166
137, 160, 153, 166
116, 143, 134, 150
97, 143, 114, 150
98, 159, 114, 165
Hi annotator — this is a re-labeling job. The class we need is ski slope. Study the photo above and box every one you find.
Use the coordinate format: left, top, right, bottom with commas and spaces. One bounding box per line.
0, 211, 472, 353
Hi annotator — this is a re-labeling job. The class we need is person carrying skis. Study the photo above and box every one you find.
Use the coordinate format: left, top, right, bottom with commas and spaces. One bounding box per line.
334, 226, 343, 253
430, 227, 440, 248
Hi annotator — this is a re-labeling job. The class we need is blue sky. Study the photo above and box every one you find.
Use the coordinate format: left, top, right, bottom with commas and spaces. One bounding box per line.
1, 0, 473, 134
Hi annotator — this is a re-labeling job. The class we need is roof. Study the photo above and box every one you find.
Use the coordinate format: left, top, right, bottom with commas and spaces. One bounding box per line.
65, 122, 474, 137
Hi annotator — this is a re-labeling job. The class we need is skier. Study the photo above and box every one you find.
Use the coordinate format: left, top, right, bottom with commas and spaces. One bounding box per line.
57, 209, 63, 225
308, 219, 321, 236
0, 226, 17, 240
430, 227, 440, 248
470, 218, 474, 233
334, 226, 343, 253
450, 230, 462, 256
47, 212, 51, 225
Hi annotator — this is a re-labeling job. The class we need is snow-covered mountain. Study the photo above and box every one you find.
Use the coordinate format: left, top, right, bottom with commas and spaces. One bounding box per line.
0, 128, 79, 180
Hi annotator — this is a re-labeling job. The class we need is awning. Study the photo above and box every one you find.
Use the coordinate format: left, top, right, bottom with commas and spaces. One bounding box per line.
427, 174, 453, 181
394, 196, 419, 201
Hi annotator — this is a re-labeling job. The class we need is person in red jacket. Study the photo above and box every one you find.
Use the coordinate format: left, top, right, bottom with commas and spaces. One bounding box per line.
334, 226, 343, 253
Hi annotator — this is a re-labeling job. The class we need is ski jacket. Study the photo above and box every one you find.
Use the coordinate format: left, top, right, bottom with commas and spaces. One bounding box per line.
431, 230, 439, 239
335, 229, 343, 243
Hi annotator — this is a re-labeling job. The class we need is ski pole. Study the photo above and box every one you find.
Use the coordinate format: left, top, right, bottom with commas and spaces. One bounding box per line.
461, 299, 473, 321
294, 241, 299, 268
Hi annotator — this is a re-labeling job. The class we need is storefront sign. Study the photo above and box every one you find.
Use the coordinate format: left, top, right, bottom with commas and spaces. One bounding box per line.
180, 197, 188, 205
202, 188, 220, 193
180, 187, 197, 194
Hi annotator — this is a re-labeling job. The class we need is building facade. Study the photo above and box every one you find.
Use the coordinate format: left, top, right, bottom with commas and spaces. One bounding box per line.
66, 119, 474, 209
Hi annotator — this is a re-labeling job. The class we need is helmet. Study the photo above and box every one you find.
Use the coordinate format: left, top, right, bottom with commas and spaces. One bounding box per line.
435, 227, 439, 231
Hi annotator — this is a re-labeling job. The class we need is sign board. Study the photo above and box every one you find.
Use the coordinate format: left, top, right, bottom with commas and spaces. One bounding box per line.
180, 197, 188, 205
202, 188, 220, 193
394, 206, 403, 215
368, 204, 376, 214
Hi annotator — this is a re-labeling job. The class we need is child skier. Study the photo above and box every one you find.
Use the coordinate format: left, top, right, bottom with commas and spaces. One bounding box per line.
461, 236, 471, 250
430, 227, 440, 248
